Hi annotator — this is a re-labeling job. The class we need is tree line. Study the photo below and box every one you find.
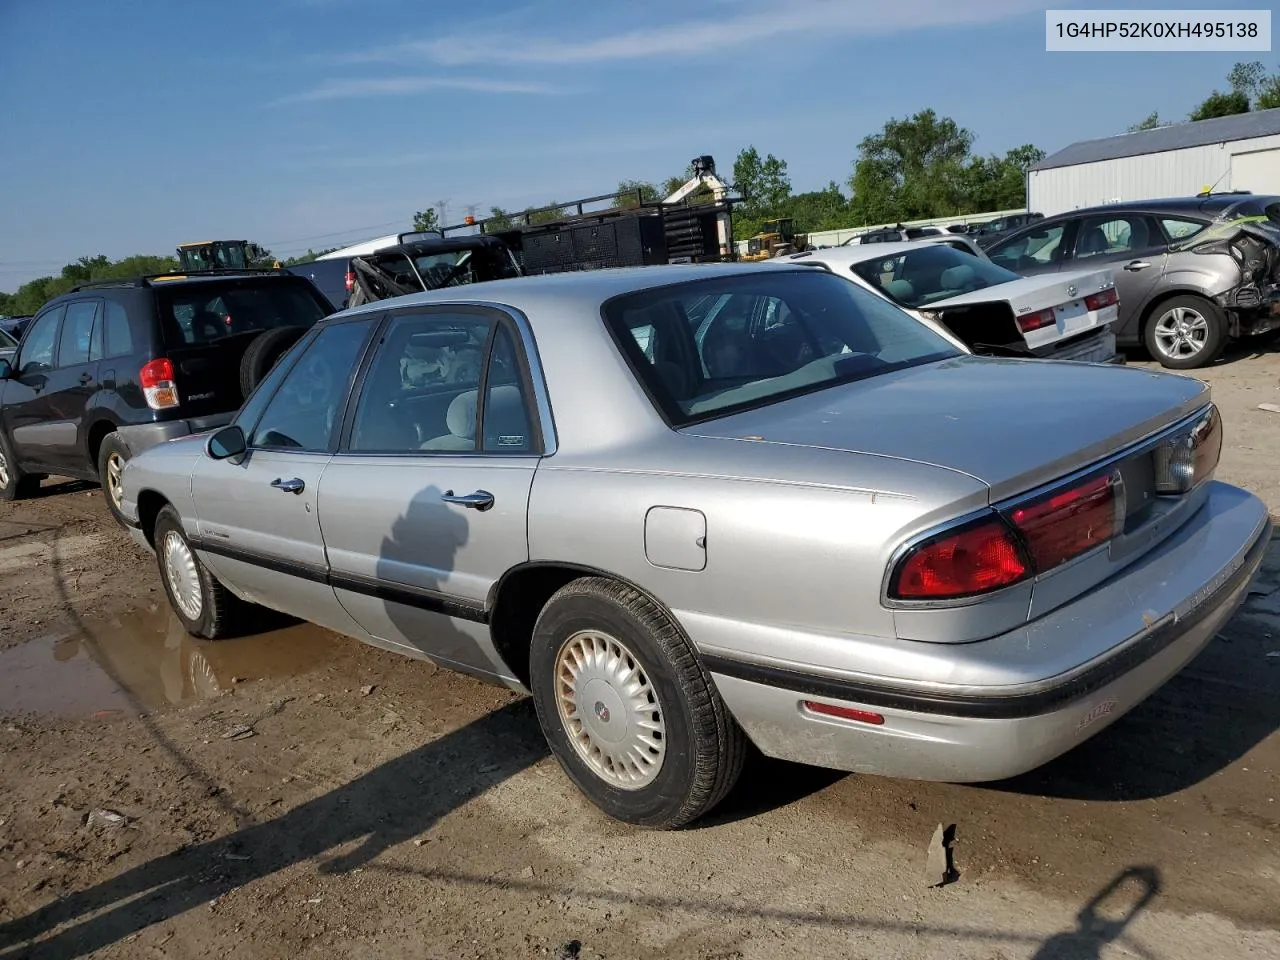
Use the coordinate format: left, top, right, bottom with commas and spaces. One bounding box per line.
1130, 59, 1280, 130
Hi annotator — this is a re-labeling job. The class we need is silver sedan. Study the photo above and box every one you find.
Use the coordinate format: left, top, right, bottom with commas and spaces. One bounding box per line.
119, 264, 1270, 828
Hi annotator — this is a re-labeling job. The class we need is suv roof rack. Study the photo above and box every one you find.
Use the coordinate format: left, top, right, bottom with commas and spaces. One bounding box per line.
69, 266, 289, 292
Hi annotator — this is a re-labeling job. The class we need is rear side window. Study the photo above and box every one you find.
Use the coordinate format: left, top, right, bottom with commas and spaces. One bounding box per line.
58, 301, 99, 367
155, 279, 328, 347
605, 271, 959, 425
1160, 217, 1207, 242
103, 301, 134, 357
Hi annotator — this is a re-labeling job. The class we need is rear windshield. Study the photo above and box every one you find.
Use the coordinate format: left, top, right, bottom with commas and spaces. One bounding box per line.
851, 244, 1021, 309
156, 278, 329, 347
604, 270, 959, 425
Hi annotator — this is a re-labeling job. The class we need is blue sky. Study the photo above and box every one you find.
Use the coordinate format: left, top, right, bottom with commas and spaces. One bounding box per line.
0, 0, 1266, 291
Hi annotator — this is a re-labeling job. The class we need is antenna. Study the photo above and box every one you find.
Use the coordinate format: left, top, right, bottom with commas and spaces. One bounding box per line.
1198, 169, 1229, 197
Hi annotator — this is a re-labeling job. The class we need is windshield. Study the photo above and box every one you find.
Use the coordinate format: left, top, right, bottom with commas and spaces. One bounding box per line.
156, 278, 329, 347
604, 270, 959, 425
851, 244, 1021, 309
408, 245, 520, 290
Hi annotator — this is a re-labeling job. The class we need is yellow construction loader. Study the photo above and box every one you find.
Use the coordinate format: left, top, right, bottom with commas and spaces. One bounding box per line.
740, 218, 808, 261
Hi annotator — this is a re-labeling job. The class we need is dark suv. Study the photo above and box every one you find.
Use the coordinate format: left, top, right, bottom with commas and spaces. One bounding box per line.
0, 270, 334, 522
984, 195, 1280, 368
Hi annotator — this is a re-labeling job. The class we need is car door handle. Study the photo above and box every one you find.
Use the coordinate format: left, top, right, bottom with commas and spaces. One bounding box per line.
270, 477, 305, 494
441, 489, 494, 511
78, 372, 93, 385
1123, 260, 1150, 271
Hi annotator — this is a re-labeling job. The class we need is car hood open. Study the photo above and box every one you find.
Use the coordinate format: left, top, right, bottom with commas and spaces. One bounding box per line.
681, 355, 1208, 500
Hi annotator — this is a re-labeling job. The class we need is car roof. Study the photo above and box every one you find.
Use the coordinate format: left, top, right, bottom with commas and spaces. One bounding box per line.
327, 263, 809, 320
1039, 194, 1280, 223
779, 239, 970, 265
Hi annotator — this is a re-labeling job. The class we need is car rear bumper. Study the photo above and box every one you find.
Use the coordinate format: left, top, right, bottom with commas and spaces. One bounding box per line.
117, 414, 234, 458
702, 481, 1269, 782
1043, 329, 1118, 364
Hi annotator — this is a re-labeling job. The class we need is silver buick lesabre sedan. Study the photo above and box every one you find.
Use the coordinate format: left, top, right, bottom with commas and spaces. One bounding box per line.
119, 264, 1270, 829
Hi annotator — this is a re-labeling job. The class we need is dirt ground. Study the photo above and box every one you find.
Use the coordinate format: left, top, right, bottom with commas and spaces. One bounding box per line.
2, 348, 1279, 960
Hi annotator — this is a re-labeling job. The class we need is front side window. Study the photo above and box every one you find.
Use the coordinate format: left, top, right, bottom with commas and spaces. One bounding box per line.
248, 320, 372, 452
17, 307, 64, 375
348, 311, 534, 454
58, 300, 99, 367
606, 270, 959, 424
851, 245, 1021, 309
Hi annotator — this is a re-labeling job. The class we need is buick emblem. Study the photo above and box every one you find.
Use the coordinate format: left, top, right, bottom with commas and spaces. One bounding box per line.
594, 701, 610, 722
1067, 283, 1078, 298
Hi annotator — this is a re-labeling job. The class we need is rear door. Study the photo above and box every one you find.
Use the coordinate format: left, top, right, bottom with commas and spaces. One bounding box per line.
44, 298, 103, 473
1063, 213, 1166, 339
188, 317, 376, 637
318, 306, 542, 679
0, 306, 65, 469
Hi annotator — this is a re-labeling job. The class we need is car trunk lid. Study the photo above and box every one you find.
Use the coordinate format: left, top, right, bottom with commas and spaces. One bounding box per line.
681, 355, 1208, 502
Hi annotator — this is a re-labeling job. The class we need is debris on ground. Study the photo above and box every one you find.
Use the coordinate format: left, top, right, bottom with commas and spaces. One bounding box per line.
1259, 403, 1280, 414
924, 823, 959, 887
520, 865, 535, 879
221, 724, 255, 741
360, 684, 375, 696
87, 809, 128, 828
558, 940, 582, 960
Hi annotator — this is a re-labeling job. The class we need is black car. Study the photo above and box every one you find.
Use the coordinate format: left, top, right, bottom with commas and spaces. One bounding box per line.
284, 258, 351, 312
0, 269, 334, 522
983, 195, 1280, 368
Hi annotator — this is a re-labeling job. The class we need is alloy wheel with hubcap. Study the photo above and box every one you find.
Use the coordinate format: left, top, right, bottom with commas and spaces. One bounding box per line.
0, 449, 10, 491
1153, 306, 1209, 362
152, 504, 250, 640
162, 530, 204, 622
1144, 295, 1226, 370
554, 629, 666, 789
104, 450, 125, 508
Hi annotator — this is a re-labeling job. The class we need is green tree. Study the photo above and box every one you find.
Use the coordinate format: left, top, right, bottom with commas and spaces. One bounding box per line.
1190, 89, 1250, 121
1228, 60, 1268, 103
615, 180, 660, 209
412, 208, 440, 232
1128, 111, 1162, 131
280, 246, 339, 266
732, 146, 791, 220
848, 110, 974, 223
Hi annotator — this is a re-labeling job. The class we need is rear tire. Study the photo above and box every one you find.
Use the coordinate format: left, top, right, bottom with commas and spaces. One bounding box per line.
1143, 295, 1226, 370
96, 432, 132, 527
0, 430, 42, 501
153, 505, 252, 640
529, 577, 746, 829
240, 326, 306, 399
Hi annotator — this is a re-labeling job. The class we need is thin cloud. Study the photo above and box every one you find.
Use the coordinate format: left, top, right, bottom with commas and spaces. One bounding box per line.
270, 75, 564, 106
346, 0, 1043, 66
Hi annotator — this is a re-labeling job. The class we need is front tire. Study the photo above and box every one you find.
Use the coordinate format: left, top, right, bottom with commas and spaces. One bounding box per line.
96, 432, 132, 527
0, 430, 42, 501
529, 577, 745, 829
1143, 295, 1226, 370
153, 505, 250, 640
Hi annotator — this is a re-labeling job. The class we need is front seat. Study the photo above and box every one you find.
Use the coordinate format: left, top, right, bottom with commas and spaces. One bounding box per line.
1077, 227, 1110, 257
421, 385, 528, 451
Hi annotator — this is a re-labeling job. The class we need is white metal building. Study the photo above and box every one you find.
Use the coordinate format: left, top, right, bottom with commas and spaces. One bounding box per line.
1028, 108, 1280, 216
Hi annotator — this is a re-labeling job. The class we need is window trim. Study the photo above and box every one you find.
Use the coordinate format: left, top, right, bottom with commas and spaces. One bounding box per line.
1156, 215, 1210, 244
244, 316, 380, 455
17, 305, 66, 376
336, 303, 547, 459
56, 298, 103, 369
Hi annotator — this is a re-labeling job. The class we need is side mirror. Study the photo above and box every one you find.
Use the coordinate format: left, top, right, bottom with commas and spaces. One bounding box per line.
207, 424, 247, 461
0, 359, 10, 380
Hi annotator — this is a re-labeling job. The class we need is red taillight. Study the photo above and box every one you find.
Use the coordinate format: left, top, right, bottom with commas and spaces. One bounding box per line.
1008, 473, 1120, 570
140, 358, 179, 410
804, 701, 885, 725
1016, 307, 1056, 333
891, 517, 1029, 600
345, 271, 355, 292
1085, 287, 1119, 310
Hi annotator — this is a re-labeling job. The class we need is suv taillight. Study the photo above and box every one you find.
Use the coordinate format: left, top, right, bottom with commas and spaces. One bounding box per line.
140, 358, 179, 410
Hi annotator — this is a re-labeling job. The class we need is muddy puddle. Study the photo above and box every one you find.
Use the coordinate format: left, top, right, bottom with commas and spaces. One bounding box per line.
0, 603, 345, 716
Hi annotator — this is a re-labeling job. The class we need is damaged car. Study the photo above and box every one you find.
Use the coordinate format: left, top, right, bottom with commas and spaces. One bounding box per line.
772, 236, 1120, 364
985, 195, 1280, 369
344, 234, 522, 308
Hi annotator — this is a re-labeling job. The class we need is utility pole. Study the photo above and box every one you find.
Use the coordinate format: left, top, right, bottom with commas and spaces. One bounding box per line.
434, 199, 449, 228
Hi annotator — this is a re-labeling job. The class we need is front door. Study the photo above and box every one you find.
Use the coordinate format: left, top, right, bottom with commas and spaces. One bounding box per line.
1, 306, 66, 470
319, 308, 542, 680
44, 298, 102, 474
189, 318, 376, 639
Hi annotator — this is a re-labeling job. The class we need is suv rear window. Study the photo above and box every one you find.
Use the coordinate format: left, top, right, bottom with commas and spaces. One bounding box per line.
155, 278, 329, 347
604, 270, 959, 425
